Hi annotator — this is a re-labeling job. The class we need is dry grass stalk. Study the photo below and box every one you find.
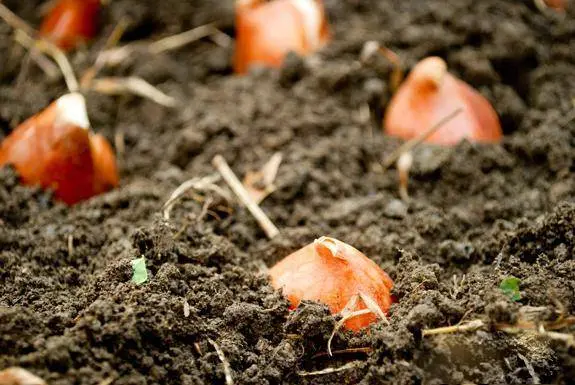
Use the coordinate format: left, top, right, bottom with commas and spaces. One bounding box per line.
212, 155, 280, 239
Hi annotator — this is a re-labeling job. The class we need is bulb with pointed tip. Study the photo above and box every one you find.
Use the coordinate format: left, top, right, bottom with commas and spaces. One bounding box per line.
234, 0, 330, 74
0, 93, 119, 204
39, 0, 101, 50
384, 56, 503, 146
269, 236, 394, 331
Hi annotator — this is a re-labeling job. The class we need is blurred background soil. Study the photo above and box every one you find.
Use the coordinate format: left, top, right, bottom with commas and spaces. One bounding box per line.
0, 0, 574, 383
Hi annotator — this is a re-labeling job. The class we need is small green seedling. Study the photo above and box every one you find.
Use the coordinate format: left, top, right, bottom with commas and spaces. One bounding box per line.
131, 257, 148, 284
499, 276, 521, 302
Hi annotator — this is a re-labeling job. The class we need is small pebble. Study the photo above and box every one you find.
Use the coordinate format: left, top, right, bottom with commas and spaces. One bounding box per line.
384, 199, 408, 218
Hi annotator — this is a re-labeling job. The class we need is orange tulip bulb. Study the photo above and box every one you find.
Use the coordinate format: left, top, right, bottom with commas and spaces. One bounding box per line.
269, 236, 394, 331
39, 0, 100, 50
542, 0, 566, 10
384, 56, 503, 146
234, 0, 330, 74
0, 93, 119, 204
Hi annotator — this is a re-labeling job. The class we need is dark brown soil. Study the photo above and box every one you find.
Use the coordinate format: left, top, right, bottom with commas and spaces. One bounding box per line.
1, 0, 575, 384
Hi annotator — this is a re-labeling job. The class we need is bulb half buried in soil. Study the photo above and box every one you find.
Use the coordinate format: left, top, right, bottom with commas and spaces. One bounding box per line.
0, 93, 119, 204
269, 236, 394, 331
0, 367, 47, 385
39, 0, 101, 50
384, 56, 503, 146
234, 0, 330, 74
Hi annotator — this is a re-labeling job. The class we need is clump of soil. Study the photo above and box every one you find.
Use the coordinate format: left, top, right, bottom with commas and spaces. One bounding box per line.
1, 0, 574, 384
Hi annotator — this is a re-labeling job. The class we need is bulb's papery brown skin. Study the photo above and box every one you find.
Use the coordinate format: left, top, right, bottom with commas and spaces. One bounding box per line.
269, 237, 393, 331
234, 0, 330, 74
384, 56, 503, 146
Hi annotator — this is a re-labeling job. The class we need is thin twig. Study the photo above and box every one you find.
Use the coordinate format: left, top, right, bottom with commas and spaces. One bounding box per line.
328, 309, 372, 356
359, 291, 389, 324
207, 338, 234, 385
114, 128, 125, 165
360, 41, 403, 93
97, 22, 229, 69
104, 17, 131, 50
381, 108, 463, 170
162, 173, 222, 219
339, 294, 359, 315
89, 76, 179, 107
357, 103, 371, 124
424, 317, 575, 347
502, 316, 575, 332
380, 46, 404, 93
243, 152, 283, 204
38, 0, 59, 17
360, 41, 380, 63
14, 29, 79, 91
312, 347, 372, 359
397, 152, 413, 201
327, 292, 389, 356
422, 319, 485, 336
208, 29, 233, 48
212, 155, 280, 239
14, 51, 33, 97
23, 48, 61, 80
517, 353, 540, 384
542, 316, 575, 330
197, 196, 215, 222
0, 2, 61, 79
0, 2, 36, 35
260, 152, 283, 187
497, 322, 575, 346
81, 16, 131, 88
93, 44, 144, 68
36, 38, 79, 92
533, 0, 548, 11
183, 299, 191, 318
173, 196, 215, 239
450, 274, 466, 300
148, 22, 223, 54
67, 234, 74, 257
297, 361, 360, 377
536, 328, 575, 346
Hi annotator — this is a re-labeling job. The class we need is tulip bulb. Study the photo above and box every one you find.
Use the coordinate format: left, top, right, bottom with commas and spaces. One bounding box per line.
234, 0, 330, 74
384, 56, 503, 146
0, 93, 119, 204
269, 236, 393, 331
39, 0, 101, 50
